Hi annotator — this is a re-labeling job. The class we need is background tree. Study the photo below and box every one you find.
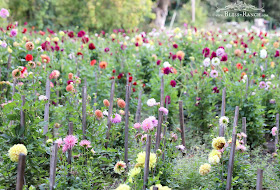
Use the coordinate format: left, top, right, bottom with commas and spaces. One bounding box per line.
2, 0, 280, 31
153, 0, 170, 28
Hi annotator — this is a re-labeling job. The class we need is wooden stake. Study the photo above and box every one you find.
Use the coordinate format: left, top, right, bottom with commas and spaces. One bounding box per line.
256, 169, 263, 190
20, 96, 25, 136
242, 117, 247, 145
155, 111, 163, 152
105, 79, 115, 148
226, 106, 239, 190
43, 77, 51, 135
275, 113, 279, 152
67, 122, 73, 177
7, 54, 12, 79
162, 101, 169, 160
179, 101, 186, 147
164, 101, 169, 123
143, 135, 151, 190
75, 57, 80, 77
160, 76, 164, 106
82, 86, 87, 139
232, 106, 239, 134
135, 89, 142, 123
49, 143, 58, 190
226, 132, 237, 190
9, 78, 17, 126
56, 79, 60, 105
84, 77, 87, 87
16, 153, 26, 190
12, 78, 17, 101
155, 76, 164, 151
93, 93, 97, 112
124, 85, 131, 165
219, 88, 226, 136
245, 76, 249, 99
93, 70, 98, 112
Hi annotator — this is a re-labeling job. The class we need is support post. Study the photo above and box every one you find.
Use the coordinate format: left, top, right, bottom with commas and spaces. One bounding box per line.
124, 85, 131, 165
16, 154, 26, 190
49, 143, 58, 190
226, 106, 239, 190
256, 169, 263, 190
43, 77, 51, 135
82, 86, 87, 139
105, 79, 115, 148
143, 135, 151, 190
219, 88, 226, 136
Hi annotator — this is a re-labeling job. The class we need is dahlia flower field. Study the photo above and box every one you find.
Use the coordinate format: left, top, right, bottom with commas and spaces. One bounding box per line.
1, 8, 280, 190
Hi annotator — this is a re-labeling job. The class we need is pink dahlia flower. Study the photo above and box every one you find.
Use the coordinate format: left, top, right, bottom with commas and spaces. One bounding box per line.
148, 116, 158, 127
111, 113, 122, 123
63, 135, 78, 150
159, 107, 168, 115
133, 123, 141, 129
176, 145, 185, 151
210, 70, 218, 78
0, 8, 9, 18
141, 134, 147, 142
237, 145, 246, 152
142, 118, 154, 132
79, 140, 92, 148
62, 144, 68, 153
55, 138, 63, 148
272, 127, 278, 136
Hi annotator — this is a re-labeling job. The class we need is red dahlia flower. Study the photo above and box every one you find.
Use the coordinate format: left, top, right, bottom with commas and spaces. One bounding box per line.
25, 54, 33, 61
89, 43, 95, 50
170, 80, 176, 87
77, 30, 86, 37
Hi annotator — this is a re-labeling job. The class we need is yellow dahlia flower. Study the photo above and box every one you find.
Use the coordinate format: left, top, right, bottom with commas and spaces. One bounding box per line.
128, 167, 141, 178
7, 47, 12, 53
199, 163, 211, 175
115, 184, 130, 190
208, 155, 220, 165
174, 27, 181, 34
53, 37, 59, 42
150, 184, 172, 190
136, 151, 157, 169
111, 34, 116, 39
212, 137, 226, 150
209, 149, 222, 159
59, 31, 65, 36
8, 144, 28, 162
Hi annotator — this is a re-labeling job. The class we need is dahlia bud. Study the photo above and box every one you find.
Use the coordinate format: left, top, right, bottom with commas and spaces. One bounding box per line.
54, 123, 61, 128
156, 149, 162, 156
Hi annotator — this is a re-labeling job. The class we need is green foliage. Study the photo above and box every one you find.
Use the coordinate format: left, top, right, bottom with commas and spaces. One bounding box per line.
177, 0, 208, 27
172, 145, 280, 189
6, 0, 155, 31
